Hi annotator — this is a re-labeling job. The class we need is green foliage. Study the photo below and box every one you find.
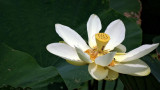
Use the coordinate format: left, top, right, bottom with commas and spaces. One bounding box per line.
0, 44, 63, 89
120, 74, 160, 90
110, 0, 141, 13
110, 0, 141, 24
143, 56, 160, 83
153, 36, 160, 54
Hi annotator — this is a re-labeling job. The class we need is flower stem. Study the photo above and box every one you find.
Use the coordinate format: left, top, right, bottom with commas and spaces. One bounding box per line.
93, 79, 98, 90
88, 80, 92, 90
88, 79, 99, 90
113, 79, 118, 90
102, 80, 106, 90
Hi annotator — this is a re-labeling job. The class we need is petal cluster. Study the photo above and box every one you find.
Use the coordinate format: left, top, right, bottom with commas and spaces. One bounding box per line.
46, 14, 159, 80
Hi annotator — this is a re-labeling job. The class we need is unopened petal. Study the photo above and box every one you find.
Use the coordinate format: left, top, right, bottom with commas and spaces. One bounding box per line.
55, 24, 90, 51
88, 63, 108, 80
87, 14, 102, 48
95, 52, 116, 66
104, 19, 125, 51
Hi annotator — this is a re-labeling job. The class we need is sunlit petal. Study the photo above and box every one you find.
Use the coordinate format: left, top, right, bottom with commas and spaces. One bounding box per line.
55, 24, 90, 51
46, 43, 84, 63
87, 14, 102, 48
95, 52, 116, 66
104, 19, 125, 51
129, 66, 151, 76
115, 43, 159, 62
108, 59, 149, 75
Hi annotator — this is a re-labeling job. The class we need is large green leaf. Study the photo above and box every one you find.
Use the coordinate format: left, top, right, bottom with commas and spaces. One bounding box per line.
143, 56, 160, 83
78, 79, 124, 90
0, 44, 63, 89
0, 0, 142, 89
110, 0, 141, 14
120, 74, 160, 90
110, 0, 142, 24
153, 35, 160, 56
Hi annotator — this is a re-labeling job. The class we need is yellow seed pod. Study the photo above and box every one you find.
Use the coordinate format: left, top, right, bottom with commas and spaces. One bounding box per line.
95, 33, 110, 52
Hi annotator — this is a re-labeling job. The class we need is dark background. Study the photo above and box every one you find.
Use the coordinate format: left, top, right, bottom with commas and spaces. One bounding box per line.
141, 0, 160, 43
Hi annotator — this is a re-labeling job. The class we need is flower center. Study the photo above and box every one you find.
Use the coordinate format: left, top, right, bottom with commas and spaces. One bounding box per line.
108, 58, 116, 66
85, 33, 110, 61
95, 33, 110, 52
85, 48, 98, 61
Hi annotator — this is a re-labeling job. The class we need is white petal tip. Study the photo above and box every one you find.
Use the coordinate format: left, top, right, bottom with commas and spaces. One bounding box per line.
115, 19, 124, 25
130, 67, 151, 76
46, 44, 52, 52
55, 24, 63, 27
90, 14, 98, 17
153, 43, 159, 47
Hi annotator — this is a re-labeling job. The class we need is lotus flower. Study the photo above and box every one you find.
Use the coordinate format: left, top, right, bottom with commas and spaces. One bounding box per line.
46, 14, 159, 80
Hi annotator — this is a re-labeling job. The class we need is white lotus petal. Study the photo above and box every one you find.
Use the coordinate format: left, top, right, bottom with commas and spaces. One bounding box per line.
88, 63, 108, 80
115, 43, 159, 62
95, 52, 116, 66
75, 47, 92, 63
55, 24, 90, 51
114, 44, 126, 53
46, 43, 84, 63
108, 59, 149, 75
129, 67, 151, 76
87, 14, 102, 48
104, 69, 119, 80
104, 19, 125, 51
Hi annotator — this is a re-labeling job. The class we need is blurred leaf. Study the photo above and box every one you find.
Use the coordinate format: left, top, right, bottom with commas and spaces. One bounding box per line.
0, 44, 63, 89
0, 0, 109, 67
47, 82, 67, 90
100, 79, 124, 90
110, 0, 142, 24
110, 0, 141, 13
0, 0, 142, 89
78, 79, 123, 90
142, 34, 156, 44
143, 56, 160, 82
153, 35, 160, 57
57, 63, 92, 90
120, 74, 160, 90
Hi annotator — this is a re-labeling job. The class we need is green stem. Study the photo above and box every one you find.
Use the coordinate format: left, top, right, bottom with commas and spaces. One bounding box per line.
88, 80, 92, 90
113, 79, 118, 90
93, 79, 98, 90
102, 80, 106, 90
